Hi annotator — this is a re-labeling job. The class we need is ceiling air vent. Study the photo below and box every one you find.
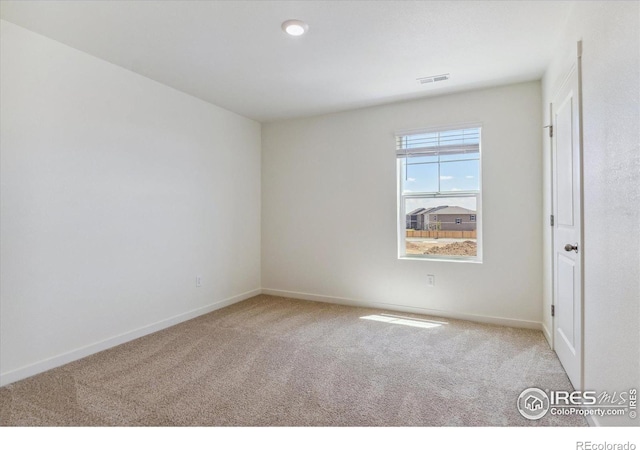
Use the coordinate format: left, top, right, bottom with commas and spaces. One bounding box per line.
417, 73, 450, 85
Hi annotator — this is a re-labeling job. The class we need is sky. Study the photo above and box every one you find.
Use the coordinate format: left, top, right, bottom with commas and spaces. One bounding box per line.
401, 157, 479, 194
399, 127, 481, 215
399, 127, 480, 194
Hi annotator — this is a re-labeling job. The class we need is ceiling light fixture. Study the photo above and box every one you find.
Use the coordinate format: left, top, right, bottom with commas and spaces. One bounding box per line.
282, 19, 309, 37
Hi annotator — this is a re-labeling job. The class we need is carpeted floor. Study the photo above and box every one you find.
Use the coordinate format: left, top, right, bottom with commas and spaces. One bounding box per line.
0, 295, 586, 426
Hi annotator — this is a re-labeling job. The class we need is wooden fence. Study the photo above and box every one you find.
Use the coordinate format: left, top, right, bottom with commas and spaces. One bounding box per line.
406, 230, 477, 239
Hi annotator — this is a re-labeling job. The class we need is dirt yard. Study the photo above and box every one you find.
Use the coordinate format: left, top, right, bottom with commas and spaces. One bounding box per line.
406, 240, 477, 256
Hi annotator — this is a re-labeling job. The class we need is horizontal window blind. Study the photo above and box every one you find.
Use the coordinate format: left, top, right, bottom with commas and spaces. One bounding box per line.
396, 127, 480, 158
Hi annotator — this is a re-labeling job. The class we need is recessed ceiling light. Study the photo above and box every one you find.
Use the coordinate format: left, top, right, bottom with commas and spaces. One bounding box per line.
282, 19, 309, 37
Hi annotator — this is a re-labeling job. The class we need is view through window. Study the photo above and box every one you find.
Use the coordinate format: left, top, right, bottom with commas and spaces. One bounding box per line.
397, 126, 481, 260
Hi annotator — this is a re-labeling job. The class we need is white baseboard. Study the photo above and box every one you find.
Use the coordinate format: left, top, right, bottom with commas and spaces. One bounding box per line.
0, 288, 261, 387
542, 322, 553, 348
261, 288, 542, 330
1, 287, 544, 387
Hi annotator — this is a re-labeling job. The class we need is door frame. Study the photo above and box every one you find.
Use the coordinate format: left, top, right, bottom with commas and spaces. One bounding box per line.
549, 41, 585, 390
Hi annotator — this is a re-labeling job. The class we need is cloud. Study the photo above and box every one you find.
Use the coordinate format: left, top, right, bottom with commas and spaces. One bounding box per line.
407, 177, 416, 182
440, 175, 454, 180
465, 176, 475, 179
451, 188, 462, 191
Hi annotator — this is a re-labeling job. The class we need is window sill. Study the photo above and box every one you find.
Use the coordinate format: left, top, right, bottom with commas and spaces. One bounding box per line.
398, 255, 483, 264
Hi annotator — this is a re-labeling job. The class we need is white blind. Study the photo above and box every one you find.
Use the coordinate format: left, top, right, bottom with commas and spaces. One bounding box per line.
396, 127, 480, 158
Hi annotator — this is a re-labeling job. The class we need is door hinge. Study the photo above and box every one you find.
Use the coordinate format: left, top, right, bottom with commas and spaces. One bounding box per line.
551, 305, 555, 317
550, 215, 554, 227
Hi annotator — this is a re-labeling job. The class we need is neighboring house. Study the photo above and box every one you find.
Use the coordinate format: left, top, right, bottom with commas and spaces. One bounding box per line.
406, 207, 430, 230
406, 205, 476, 231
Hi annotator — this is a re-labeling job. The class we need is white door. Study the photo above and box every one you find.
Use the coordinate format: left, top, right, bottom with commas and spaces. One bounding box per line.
551, 52, 583, 389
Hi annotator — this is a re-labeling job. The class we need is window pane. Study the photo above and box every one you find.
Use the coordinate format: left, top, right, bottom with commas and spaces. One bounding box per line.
439, 160, 479, 192
403, 132, 439, 149
438, 129, 465, 146
406, 155, 438, 164
404, 197, 477, 258
398, 128, 480, 152
439, 152, 479, 162
437, 128, 480, 146
402, 160, 438, 193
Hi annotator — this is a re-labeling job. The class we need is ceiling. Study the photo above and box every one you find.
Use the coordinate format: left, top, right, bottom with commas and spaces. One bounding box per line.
0, 1, 575, 122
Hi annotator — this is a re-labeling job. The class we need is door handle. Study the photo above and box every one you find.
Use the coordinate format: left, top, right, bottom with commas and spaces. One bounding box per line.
564, 243, 578, 253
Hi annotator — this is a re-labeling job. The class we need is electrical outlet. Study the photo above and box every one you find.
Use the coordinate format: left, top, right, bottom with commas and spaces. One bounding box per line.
427, 274, 435, 287
196, 276, 202, 288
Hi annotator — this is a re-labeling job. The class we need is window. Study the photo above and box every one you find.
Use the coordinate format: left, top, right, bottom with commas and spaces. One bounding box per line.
397, 126, 481, 260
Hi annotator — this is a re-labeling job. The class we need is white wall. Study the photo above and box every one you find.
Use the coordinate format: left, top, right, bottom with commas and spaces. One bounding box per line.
262, 82, 543, 327
541, 2, 640, 426
0, 20, 261, 385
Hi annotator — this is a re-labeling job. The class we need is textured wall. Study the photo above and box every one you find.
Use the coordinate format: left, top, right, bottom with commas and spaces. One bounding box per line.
263, 82, 542, 327
542, 1, 640, 426
0, 21, 261, 382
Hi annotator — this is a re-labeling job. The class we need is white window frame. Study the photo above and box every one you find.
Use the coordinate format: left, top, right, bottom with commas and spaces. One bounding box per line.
396, 124, 483, 262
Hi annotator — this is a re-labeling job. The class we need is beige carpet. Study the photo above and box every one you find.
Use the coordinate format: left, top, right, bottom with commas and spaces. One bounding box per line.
0, 295, 586, 426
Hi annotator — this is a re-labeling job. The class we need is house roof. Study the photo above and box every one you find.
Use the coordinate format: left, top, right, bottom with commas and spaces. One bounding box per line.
429, 206, 476, 215
407, 205, 454, 217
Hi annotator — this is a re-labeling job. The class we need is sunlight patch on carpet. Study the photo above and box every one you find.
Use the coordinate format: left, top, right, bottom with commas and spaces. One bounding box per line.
360, 313, 447, 329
